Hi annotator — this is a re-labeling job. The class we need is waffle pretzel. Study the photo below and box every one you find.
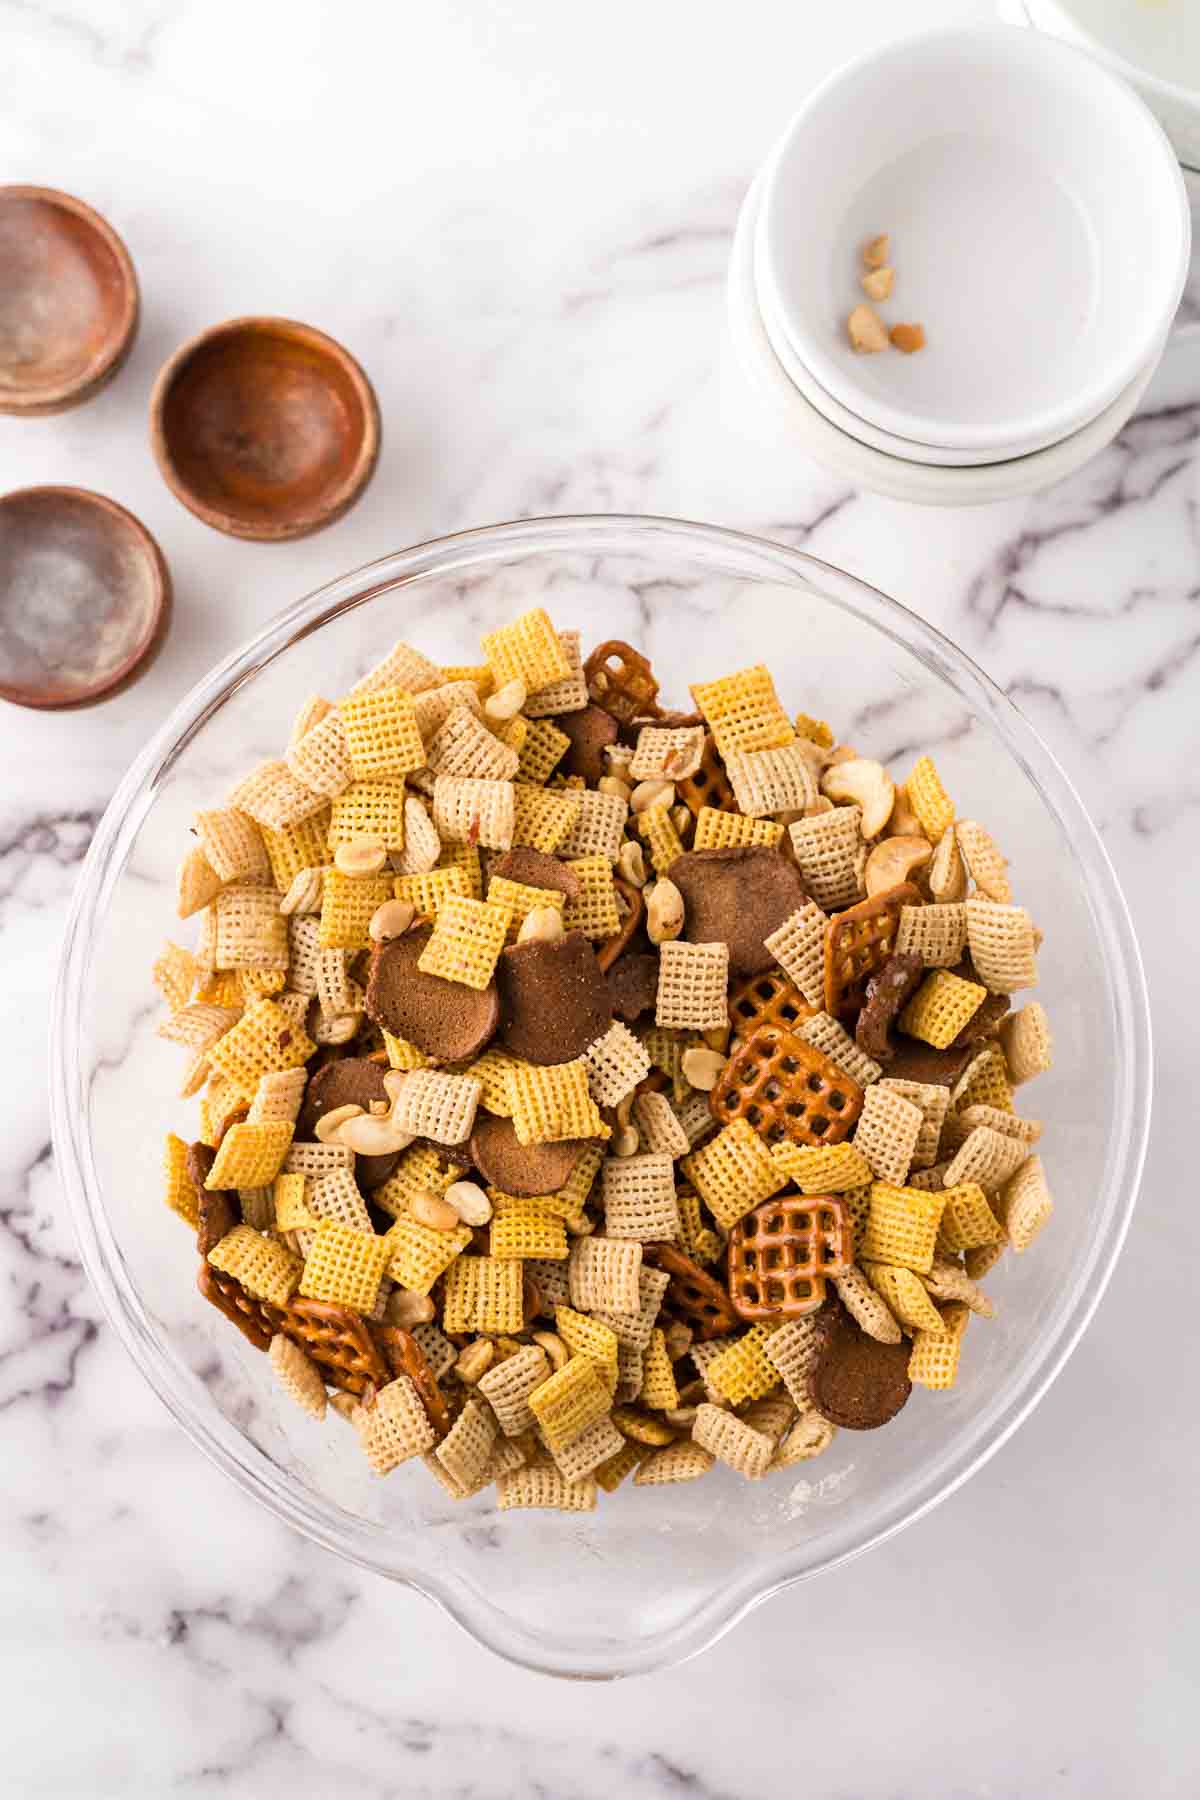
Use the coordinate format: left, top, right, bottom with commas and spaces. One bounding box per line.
709, 1025, 863, 1150
726, 1194, 853, 1321
823, 882, 920, 1018
728, 968, 817, 1047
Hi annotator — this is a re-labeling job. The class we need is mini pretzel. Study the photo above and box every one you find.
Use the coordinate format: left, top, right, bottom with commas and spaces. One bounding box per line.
676, 734, 737, 818
642, 1242, 738, 1341
595, 875, 645, 974
823, 882, 920, 1018
726, 1195, 852, 1321
709, 1026, 863, 1150
584, 639, 661, 724
374, 1323, 452, 1436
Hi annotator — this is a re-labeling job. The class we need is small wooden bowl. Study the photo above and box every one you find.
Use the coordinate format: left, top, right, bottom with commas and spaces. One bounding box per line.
150, 317, 381, 541
0, 487, 171, 709
0, 186, 139, 416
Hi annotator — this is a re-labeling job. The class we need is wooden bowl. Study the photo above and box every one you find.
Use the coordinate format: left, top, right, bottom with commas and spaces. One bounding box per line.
150, 317, 381, 541
0, 487, 171, 708
0, 186, 139, 416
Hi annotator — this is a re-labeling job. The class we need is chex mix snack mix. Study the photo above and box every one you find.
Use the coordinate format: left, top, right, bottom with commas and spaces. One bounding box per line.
155, 612, 1053, 1507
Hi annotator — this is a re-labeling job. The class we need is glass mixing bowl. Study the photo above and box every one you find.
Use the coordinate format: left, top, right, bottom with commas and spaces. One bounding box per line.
50, 515, 1151, 1679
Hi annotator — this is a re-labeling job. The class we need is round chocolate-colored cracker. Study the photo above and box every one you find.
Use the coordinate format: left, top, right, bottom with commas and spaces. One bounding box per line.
808, 1307, 912, 1429
885, 1037, 975, 1088
496, 929, 612, 1064
489, 846, 581, 900
947, 957, 1010, 1047
605, 951, 660, 1022
365, 927, 499, 1064
188, 1141, 240, 1256
672, 846, 808, 976
468, 1112, 588, 1197
298, 1056, 399, 1188
856, 951, 924, 1063
556, 703, 619, 785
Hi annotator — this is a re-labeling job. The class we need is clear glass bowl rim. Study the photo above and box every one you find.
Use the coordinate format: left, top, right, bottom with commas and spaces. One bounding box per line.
50, 513, 1152, 1679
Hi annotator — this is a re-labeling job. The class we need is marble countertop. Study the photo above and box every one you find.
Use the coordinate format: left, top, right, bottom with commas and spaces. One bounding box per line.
2, 0, 1196, 1793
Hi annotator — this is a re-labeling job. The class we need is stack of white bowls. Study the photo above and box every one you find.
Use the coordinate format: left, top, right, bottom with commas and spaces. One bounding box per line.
728, 26, 1191, 506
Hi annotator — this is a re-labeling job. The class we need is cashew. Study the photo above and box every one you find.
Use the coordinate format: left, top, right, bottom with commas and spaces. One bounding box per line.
531, 1330, 569, 1373
333, 836, 388, 876
820, 757, 896, 839
598, 775, 632, 801
887, 784, 924, 837
646, 877, 685, 944
368, 898, 416, 942
410, 1189, 461, 1231
631, 778, 675, 814
279, 866, 324, 915
483, 676, 527, 722
455, 1339, 496, 1384
517, 906, 565, 945
382, 1069, 411, 1106
682, 1046, 725, 1091
847, 303, 888, 353
864, 835, 932, 897
616, 839, 648, 887
445, 1180, 493, 1227
928, 826, 967, 902
315, 1103, 364, 1143
387, 1289, 436, 1328
335, 1113, 416, 1157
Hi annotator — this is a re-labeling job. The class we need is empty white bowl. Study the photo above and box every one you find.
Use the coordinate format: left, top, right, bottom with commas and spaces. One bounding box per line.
759, 24, 1189, 454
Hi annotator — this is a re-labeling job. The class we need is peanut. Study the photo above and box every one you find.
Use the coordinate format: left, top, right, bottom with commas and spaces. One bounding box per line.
455, 1339, 496, 1384
612, 1124, 640, 1157
334, 836, 388, 876
616, 839, 648, 887
278, 866, 324, 915
681, 1046, 725, 1091
517, 906, 564, 945
598, 775, 632, 802
860, 265, 894, 302
387, 1289, 436, 1328
890, 322, 926, 354
411, 1189, 461, 1231
664, 1320, 693, 1362
645, 876, 685, 944
603, 743, 634, 777
445, 1180, 493, 1227
368, 898, 416, 942
863, 233, 890, 269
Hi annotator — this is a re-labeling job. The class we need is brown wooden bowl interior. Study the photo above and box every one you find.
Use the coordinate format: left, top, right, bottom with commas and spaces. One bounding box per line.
0, 186, 139, 415
0, 486, 171, 709
151, 317, 380, 541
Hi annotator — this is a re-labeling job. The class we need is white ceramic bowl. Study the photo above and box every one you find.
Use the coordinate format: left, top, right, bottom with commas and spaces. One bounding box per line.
1003, 0, 1200, 171
753, 218, 1123, 469
759, 25, 1189, 454
728, 170, 1162, 506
